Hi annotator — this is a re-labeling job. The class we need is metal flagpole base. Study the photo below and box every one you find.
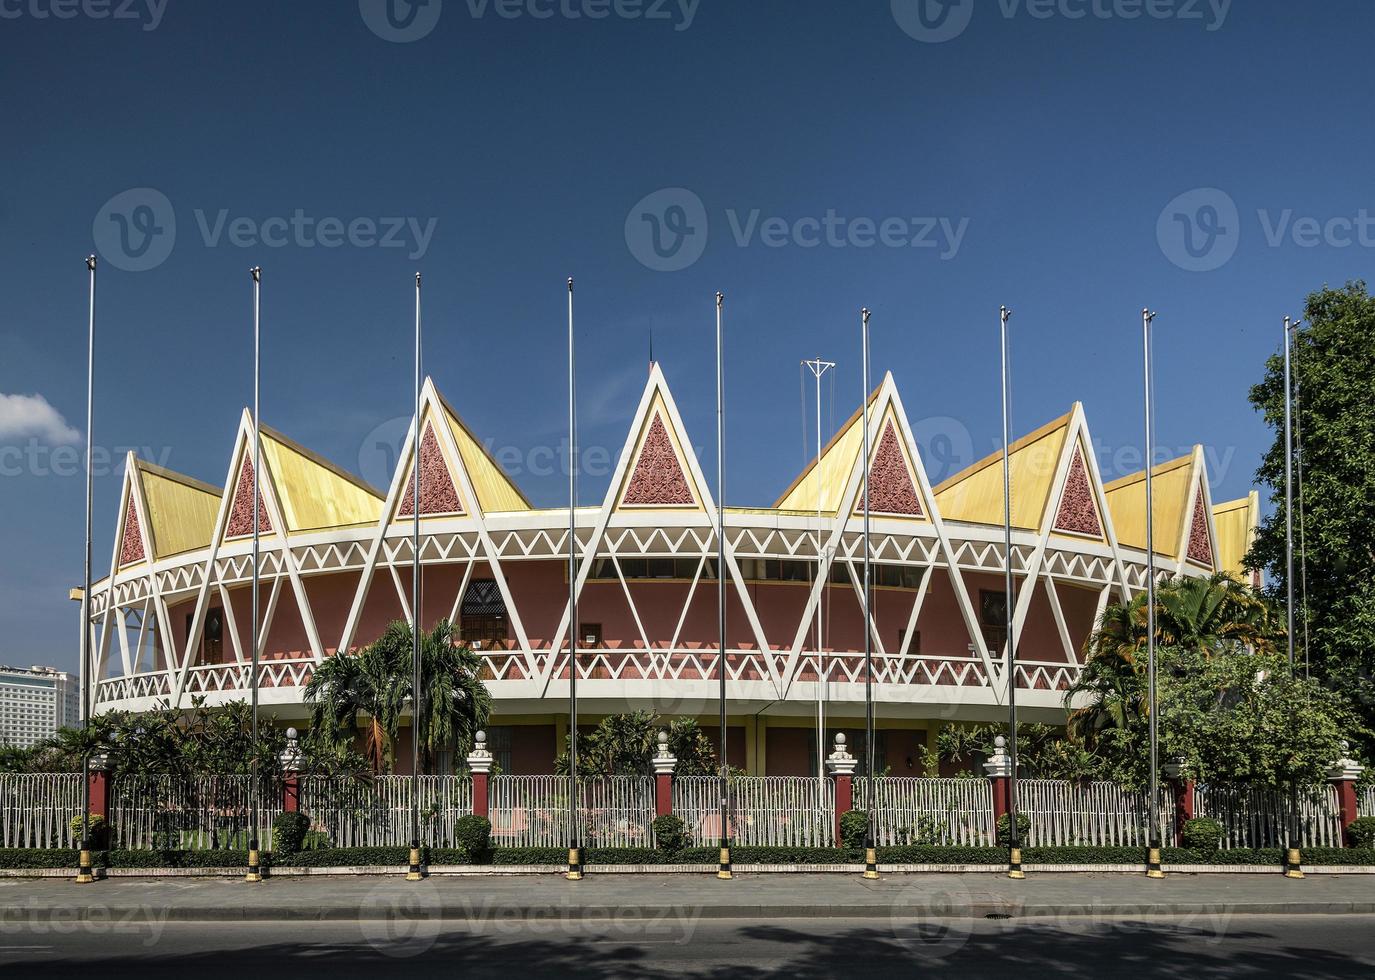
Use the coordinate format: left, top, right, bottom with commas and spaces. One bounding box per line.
717, 845, 732, 879
75, 848, 95, 884
1284, 848, 1304, 879
245, 846, 263, 883
862, 847, 879, 879
566, 847, 583, 880
1007, 847, 1025, 880
406, 844, 424, 881
1146, 847, 1165, 879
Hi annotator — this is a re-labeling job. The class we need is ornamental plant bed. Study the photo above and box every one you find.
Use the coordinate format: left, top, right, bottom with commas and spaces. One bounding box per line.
3, 846, 1372, 871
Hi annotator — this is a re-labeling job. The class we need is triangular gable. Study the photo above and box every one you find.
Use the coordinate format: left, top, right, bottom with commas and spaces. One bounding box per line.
1103, 454, 1194, 558
225, 453, 273, 539
1051, 440, 1104, 539
933, 411, 1071, 529
617, 392, 699, 510
1185, 485, 1214, 567
136, 460, 221, 560
854, 413, 925, 519
775, 386, 878, 514
117, 490, 147, 566
259, 426, 383, 532
397, 420, 464, 517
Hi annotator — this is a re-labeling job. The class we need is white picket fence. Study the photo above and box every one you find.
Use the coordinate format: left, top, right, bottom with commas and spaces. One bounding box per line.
0, 773, 84, 848
856, 777, 996, 846
110, 774, 280, 850
1196, 784, 1344, 849
673, 776, 834, 847
1019, 779, 1167, 847
487, 775, 655, 849
298, 775, 473, 848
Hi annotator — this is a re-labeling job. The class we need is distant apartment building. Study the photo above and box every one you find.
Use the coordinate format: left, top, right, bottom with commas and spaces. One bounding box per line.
0, 665, 79, 749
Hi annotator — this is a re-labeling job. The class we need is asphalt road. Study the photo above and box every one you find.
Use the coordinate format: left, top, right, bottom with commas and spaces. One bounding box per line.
3, 914, 1373, 978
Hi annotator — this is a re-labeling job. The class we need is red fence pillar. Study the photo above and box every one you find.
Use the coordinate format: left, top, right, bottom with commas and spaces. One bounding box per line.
983, 736, 1011, 824
87, 752, 113, 819
281, 728, 302, 813
653, 731, 677, 818
825, 733, 857, 847
468, 731, 493, 821
1163, 758, 1194, 846
1329, 744, 1365, 847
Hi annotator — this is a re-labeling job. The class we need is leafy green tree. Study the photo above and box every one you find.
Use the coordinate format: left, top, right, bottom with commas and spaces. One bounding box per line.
555, 712, 720, 777
304, 618, 490, 774
1248, 281, 1375, 754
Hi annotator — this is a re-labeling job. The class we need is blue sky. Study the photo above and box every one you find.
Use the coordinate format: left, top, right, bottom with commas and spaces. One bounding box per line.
3, 0, 1372, 671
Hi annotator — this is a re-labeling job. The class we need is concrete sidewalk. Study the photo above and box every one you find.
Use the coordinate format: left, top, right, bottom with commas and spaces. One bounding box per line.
2, 872, 1373, 922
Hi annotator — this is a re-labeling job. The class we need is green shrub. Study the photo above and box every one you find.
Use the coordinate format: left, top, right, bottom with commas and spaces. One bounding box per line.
838, 809, 868, 848
68, 814, 110, 849
301, 830, 332, 850
1347, 816, 1375, 849
271, 813, 311, 856
652, 814, 688, 853
453, 815, 492, 862
995, 812, 1032, 847
1181, 817, 1225, 855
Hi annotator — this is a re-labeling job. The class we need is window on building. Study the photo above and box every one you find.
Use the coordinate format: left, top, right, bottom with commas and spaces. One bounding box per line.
979, 589, 1008, 653
460, 580, 508, 648
185, 608, 226, 665
579, 622, 603, 647
485, 725, 513, 774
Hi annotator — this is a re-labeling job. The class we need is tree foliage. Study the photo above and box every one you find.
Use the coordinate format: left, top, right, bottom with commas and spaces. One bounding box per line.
555, 711, 720, 777
1247, 281, 1375, 754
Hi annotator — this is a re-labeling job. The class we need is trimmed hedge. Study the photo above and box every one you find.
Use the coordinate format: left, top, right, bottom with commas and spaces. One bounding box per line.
2, 844, 1372, 870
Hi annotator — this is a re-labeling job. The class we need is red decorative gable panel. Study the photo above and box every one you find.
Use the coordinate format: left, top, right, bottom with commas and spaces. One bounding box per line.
1053, 446, 1103, 537
397, 424, 463, 517
861, 421, 924, 517
621, 413, 694, 506
118, 500, 145, 565
226, 456, 272, 537
1187, 488, 1214, 566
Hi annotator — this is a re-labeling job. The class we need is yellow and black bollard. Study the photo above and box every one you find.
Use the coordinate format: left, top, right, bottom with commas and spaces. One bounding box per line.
245, 842, 263, 883
567, 846, 583, 880
717, 844, 732, 880
1007, 846, 1025, 880
1284, 847, 1304, 879
406, 843, 424, 881
863, 847, 879, 880
76, 847, 95, 884
1146, 846, 1165, 879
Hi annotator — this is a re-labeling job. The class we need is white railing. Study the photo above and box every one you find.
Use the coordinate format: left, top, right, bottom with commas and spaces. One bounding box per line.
673, 776, 833, 847
1196, 784, 1344, 849
489, 775, 567, 848
856, 777, 995, 846
1020, 779, 1167, 847
582, 776, 656, 849
298, 775, 473, 848
110, 774, 280, 850
1361, 785, 1375, 818
0, 773, 84, 848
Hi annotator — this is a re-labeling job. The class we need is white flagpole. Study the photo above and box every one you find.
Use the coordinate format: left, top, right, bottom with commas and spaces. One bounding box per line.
566, 278, 582, 881
716, 290, 732, 880
860, 308, 878, 880
802, 357, 834, 799
1001, 305, 1024, 880
76, 255, 97, 885
1142, 307, 1164, 880
1282, 314, 1305, 879
245, 267, 264, 884
408, 272, 424, 881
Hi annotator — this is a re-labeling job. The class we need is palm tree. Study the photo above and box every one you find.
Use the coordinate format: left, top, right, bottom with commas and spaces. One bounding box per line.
304, 619, 490, 775
1154, 572, 1280, 655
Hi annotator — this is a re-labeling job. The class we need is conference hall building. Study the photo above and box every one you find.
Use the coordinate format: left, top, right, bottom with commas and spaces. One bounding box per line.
85, 364, 1259, 776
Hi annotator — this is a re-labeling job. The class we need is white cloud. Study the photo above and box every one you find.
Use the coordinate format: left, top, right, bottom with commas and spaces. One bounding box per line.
0, 393, 81, 445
